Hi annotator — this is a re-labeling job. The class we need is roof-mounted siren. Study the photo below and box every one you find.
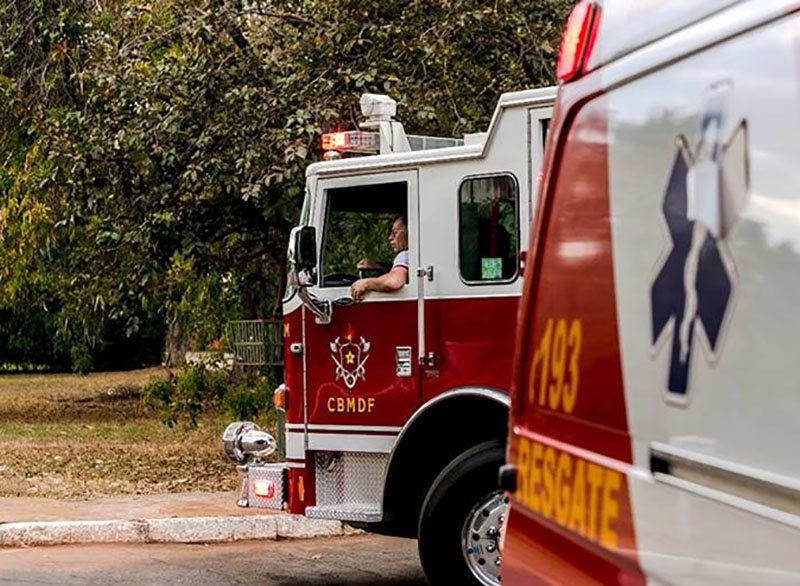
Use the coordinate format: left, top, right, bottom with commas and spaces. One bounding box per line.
359, 93, 411, 155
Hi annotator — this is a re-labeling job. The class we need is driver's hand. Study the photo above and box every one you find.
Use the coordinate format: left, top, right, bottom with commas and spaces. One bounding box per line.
357, 258, 378, 270
351, 279, 370, 301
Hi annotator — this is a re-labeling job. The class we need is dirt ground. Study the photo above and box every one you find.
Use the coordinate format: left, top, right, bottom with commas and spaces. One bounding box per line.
0, 368, 241, 498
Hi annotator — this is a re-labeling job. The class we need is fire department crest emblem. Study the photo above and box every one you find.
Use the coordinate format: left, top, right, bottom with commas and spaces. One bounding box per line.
330, 325, 371, 391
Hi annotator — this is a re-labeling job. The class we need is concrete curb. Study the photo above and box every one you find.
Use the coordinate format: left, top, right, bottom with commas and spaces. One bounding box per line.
0, 515, 359, 547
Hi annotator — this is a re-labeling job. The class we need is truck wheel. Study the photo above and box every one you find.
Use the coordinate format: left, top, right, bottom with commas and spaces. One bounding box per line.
418, 440, 506, 586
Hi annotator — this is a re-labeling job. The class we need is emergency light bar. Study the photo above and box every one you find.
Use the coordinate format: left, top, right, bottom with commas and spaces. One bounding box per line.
557, 1, 600, 83
321, 131, 380, 154
321, 93, 462, 159
321, 130, 463, 158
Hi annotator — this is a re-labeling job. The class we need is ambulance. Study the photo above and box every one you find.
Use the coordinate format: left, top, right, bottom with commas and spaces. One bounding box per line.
222, 87, 556, 585
501, 1, 800, 584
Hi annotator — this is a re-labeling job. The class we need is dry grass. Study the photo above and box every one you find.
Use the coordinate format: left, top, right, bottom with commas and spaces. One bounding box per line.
0, 368, 241, 498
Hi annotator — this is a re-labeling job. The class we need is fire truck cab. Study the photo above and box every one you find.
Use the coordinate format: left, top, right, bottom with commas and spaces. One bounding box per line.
502, 1, 800, 585
224, 88, 555, 586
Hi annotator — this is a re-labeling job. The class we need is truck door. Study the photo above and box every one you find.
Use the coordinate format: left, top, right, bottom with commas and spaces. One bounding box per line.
418, 172, 524, 401
302, 170, 420, 449
415, 105, 551, 402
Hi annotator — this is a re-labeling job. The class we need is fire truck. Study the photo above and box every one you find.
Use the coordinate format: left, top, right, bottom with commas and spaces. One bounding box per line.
501, 1, 800, 585
222, 88, 555, 585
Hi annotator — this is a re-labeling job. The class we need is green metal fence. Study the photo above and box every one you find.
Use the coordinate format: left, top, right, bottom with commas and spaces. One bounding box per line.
229, 318, 285, 459
230, 319, 283, 368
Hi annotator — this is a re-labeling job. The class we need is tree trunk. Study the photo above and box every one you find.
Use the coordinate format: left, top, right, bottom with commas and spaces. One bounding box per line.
164, 318, 187, 367
272, 261, 286, 319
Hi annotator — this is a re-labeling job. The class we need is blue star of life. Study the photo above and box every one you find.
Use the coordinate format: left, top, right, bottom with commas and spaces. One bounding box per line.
650, 149, 732, 396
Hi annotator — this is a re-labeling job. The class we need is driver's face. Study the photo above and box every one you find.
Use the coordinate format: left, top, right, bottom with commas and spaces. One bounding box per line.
388, 218, 408, 253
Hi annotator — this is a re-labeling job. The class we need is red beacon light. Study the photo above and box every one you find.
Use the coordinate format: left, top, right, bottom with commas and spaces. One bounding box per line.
321, 130, 380, 159
557, 1, 601, 83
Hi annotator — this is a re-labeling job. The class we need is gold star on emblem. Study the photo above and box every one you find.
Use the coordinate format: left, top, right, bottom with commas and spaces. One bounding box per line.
346, 351, 355, 364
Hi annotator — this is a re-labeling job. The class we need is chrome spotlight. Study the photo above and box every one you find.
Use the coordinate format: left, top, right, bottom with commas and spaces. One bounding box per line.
222, 421, 277, 465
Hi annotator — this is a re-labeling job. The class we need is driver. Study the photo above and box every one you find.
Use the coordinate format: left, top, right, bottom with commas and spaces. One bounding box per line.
350, 215, 409, 301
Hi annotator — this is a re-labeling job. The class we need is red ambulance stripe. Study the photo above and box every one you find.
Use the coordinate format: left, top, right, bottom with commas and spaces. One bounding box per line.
505, 85, 645, 584
502, 504, 645, 586
517, 93, 633, 464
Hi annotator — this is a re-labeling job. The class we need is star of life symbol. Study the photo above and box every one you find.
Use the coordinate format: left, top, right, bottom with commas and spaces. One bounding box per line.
330, 325, 371, 391
650, 82, 750, 397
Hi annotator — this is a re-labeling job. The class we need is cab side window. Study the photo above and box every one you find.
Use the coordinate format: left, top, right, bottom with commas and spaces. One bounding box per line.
321, 182, 408, 288
458, 174, 519, 283
540, 118, 550, 151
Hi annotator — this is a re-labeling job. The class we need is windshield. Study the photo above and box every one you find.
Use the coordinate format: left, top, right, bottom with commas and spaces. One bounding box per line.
282, 187, 313, 303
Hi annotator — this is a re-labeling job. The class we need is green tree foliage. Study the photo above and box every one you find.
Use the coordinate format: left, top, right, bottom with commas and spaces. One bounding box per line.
0, 0, 570, 371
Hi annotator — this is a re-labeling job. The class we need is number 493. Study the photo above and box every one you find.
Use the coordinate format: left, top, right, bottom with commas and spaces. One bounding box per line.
527, 318, 583, 414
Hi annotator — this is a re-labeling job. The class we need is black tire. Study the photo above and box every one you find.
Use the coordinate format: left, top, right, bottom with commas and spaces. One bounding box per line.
418, 440, 505, 586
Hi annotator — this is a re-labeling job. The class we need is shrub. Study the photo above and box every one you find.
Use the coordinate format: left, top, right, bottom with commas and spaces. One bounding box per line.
142, 363, 225, 427
142, 363, 274, 427
223, 377, 272, 421
70, 344, 94, 375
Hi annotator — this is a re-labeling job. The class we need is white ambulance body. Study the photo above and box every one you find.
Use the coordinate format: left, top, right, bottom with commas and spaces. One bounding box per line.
610, 3, 800, 584
503, 1, 800, 585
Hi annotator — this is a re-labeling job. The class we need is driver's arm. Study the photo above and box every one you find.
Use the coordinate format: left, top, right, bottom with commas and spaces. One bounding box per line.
351, 266, 408, 301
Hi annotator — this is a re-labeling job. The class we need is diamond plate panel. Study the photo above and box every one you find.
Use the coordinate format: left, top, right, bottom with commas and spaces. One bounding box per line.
305, 503, 382, 523
246, 463, 286, 509
308, 452, 388, 521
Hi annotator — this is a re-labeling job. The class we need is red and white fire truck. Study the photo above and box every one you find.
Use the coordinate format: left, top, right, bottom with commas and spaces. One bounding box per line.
222, 88, 555, 585
501, 1, 800, 585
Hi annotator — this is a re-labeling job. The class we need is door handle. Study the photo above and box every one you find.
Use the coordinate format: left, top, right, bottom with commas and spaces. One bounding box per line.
417, 265, 434, 281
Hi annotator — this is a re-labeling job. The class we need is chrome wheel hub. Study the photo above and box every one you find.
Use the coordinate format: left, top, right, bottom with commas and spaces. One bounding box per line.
461, 491, 506, 586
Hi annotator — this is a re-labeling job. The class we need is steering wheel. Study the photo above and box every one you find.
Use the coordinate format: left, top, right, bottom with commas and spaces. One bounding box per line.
322, 273, 359, 287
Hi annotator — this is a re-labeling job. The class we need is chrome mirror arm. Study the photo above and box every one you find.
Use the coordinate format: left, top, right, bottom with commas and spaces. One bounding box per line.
290, 268, 352, 325
298, 286, 332, 325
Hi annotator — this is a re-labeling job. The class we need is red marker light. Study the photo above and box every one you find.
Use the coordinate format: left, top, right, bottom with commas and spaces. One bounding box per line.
557, 1, 600, 83
273, 384, 287, 411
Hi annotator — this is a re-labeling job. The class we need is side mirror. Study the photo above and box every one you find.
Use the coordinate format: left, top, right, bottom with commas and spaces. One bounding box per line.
290, 226, 318, 286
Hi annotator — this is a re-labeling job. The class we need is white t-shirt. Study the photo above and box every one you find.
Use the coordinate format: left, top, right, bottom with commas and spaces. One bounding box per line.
392, 250, 410, 269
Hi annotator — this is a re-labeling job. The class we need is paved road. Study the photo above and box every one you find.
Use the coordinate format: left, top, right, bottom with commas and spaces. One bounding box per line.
0, 535, 428, 586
